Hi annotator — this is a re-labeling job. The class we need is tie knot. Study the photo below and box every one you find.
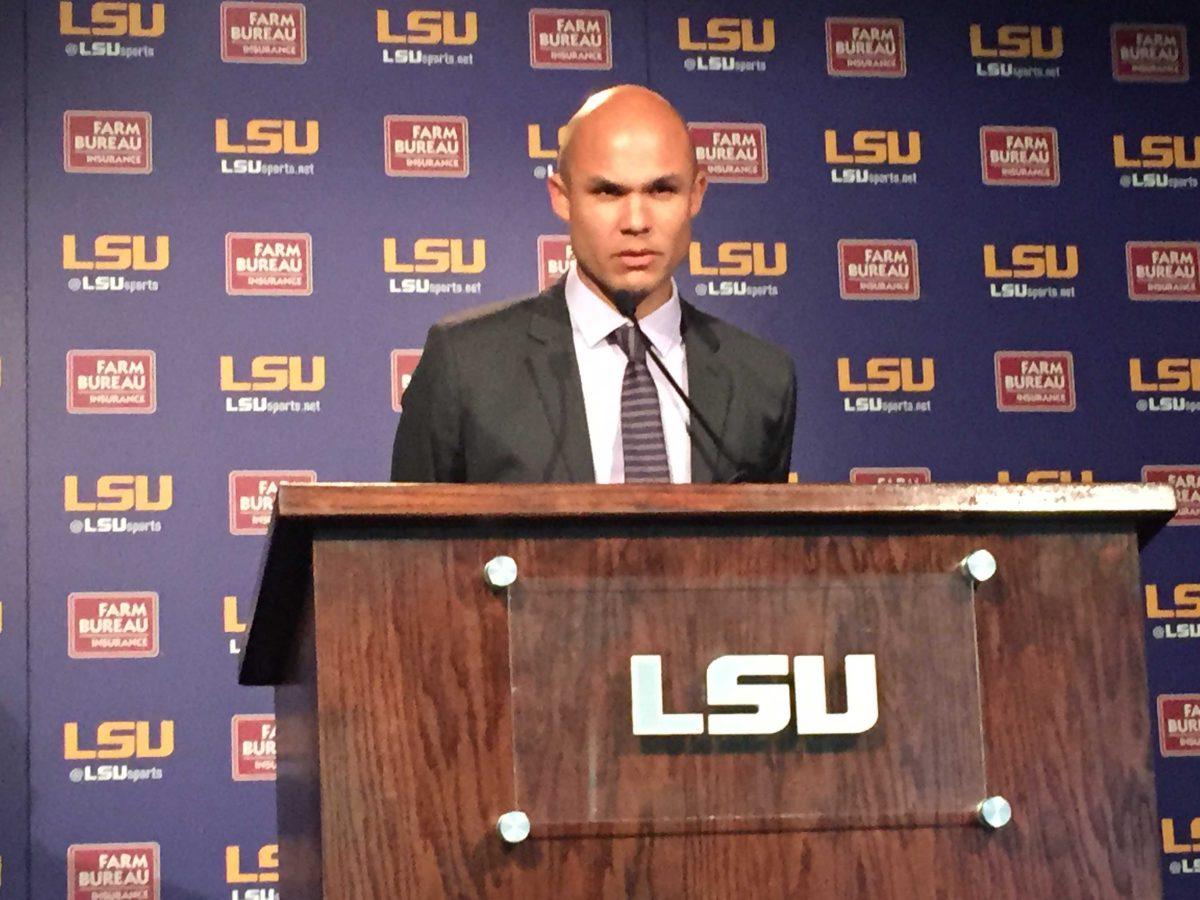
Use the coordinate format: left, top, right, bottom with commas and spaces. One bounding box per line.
609, 323, 647, 364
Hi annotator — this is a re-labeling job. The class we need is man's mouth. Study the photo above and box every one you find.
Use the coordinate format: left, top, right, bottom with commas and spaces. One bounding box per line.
618, 250, 658, 268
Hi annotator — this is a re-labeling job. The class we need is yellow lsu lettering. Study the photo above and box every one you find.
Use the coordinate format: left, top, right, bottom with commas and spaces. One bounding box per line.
224, 596, 247, 634
689, 242, 787, 277
64, 475, 173, 512
225, 844, 280, 884
220, 356, 326, 392
969, 24, 1062, 59
983, 244, 1079, 279
1163, 818, 1200, 853
824, 130, 921, 165
383, 238, 486, 274
837, 358, 935, 393
59, 1, 165, 37
1113, 136, 1200, 169
677, 17, 774, 53
376, 9, 477, 45
997, 470, 1094, 484
1147, 584, 1200, 619
62, 235, 169, 271
215, 119, 319, 156
63, 720, 174, 759
527, 124, 567, 160
1129, 359, 1200, 392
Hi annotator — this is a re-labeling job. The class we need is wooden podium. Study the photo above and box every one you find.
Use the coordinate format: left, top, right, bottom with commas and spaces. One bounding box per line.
240, 482, 1174, 899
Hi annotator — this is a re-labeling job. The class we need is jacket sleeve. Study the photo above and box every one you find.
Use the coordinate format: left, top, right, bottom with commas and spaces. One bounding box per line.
390, 323, 466, 482
766, 359, 797, 483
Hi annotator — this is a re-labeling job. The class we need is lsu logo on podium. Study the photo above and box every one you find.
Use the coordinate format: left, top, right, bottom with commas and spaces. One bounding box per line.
68, 591, 159, 659
1143, 465, 1200, 525
391, 350, 422, 412
385, 115, 469, 177
994, 350, 1075, 412
980, 126, 1059, 186
983, 244, 1078, 299
1126, 242, 1200, 301
232, 714, 277, 781
59, 2, 165, 36
838, 239, 919, 300
64, 721, 174, 760
221, 1, 307, 64
225, 233, 313, 296
63, 110, 151, 174
529, 9, 611, 70
1111, 24, 1188, 82
226, 843, 279, 888
1159, 695, 1200, 756
537, 234, 573, 290
377, 9, 477, 45
849, 467, 931, 485
67, 349, 156, 414
63, 234, 169, 271
228, 470, 317, 535
68, 843, 160, 900
689, 123, 767, 183
826, 18, 905, 77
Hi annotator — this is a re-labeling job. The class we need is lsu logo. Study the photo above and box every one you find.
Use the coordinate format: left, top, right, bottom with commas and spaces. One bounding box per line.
689, 123, 767, 183
63, 110, 151, 174
221, 1, 307, 64
537, 234, 573, 290
64, 475, 172, 512
849, 467, 931, 485
215, 118, 319, 155
838, 239, 919, 300
232, 714, 276, 780
220, 356, 326, 392
837, 358, 934, 393
226, 844, 279, 884
689, 241, 787, 277
391, 350, 422, 412
66, 349, 156, 414
824, 129, 920, 165
1162, 817, 1200, 855
62, 234, 169, 271
1143, 465, 1200, 525
528, 8, 611, 70
994, 350, 1075, 411
1159, 695, 1200, 756
59, 2, 165, 37
385, 115, 469, 177
677, 17, 774, 53
527, 123, 566, 161
1111, 24, 1189, 82
980, 126, 1059, 186
1130, 358, 1200, 392
228, 470, 317, 535
383, 238, 486, 273
969, 24, 1062, 59
64, 721, 174, 759
1126, 242, 1200, 301
225, 233, 313, 296
1147, 582, 1200, 619
1113, 134, 1200, 169
376, 9, 477, 45
826, 18, 906, 77
68, 591, 159, 659
68, 843, 160, 900
983, 244, 1079, 279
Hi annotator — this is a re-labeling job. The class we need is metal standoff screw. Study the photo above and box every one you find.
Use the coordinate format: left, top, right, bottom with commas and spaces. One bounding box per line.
482, 555, 518, 590
958, 549, 997, 584
976, 795, 1012, 830
496, 810, 531, 844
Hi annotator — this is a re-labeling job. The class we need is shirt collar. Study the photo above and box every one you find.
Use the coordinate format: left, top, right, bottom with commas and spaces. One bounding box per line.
564, 263, 683, 354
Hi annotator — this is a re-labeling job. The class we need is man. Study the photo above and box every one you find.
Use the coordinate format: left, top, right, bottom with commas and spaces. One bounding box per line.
390, 85, 796, 484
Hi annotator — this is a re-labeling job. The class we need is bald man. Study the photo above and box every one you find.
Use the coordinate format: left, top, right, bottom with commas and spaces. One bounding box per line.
390, 86, 796, 483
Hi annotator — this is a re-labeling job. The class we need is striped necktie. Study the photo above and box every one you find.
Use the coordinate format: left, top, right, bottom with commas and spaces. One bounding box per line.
609, 324, 671, 483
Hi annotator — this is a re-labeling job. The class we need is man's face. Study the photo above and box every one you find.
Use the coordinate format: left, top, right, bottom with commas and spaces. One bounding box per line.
548, 113, 706, 308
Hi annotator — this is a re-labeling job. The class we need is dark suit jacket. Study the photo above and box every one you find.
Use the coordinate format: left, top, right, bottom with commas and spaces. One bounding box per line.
390, 281, 796, 483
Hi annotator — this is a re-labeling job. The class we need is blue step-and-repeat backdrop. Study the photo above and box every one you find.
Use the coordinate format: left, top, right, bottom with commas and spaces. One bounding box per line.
1, 1, 1198, 896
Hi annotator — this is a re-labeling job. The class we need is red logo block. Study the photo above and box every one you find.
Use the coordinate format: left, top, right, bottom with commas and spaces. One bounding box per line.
1126, 242, 1200, 301
231, 714, 277, 780
68, 842, 160, 900
1143, 465, 1200, 525
66, 350, 156, 414
994, 351, 1076, 412
537, 234, 573, 291
529, 9, 612, 69
63, 110, 152, 174
1159, 694, 1200, 755
384, 115, 469, 177
689, 122, 767, 184
980, 126, 1060, 186
228, 470, 317, 535
826, 18, 906, 77
838, 239, 919, 300
1111, 24, 1189, 82
221, 2, 307, 64
391, 350, 422, 412
225, 233, 313, 296
68, 592, 159, 659
849, 467, 931, 485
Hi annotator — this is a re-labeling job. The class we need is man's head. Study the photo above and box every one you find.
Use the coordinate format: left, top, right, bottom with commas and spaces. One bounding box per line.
548, 85, 706, 316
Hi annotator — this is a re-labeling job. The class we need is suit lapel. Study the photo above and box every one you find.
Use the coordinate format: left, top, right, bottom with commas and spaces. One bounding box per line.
682, 302, 732, 483
526, 284, 595, 483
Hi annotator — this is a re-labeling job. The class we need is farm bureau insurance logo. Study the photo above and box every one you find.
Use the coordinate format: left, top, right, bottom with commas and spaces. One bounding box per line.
1160, 695, 1200, 756
63, 110, 151, 174
67, 349, 155, 413
232, 714, 277, 780
68, 591, 159, 659
837, 357, 934, 415
1111, 24, 1188, 82
825, 129, 920, 186
983, 243, 1078, 299
59, 1, 163, 60
689, 123, 767, 183
228, 470, 317, 535
226, 233, 313, 295
64, 474, 172, 536
970, 24, 1062, 79
63, 233, 167, 294
994, 350, 1075, 411
838, 239, 919, 300
221, 2, 306, 64
1143, 465, 1200, 525
826, 18, 905, 77
1113, 133, 1200, 191
980, 126, 1059, 186
68, 843, 160, 900
677, 16, 774, 73
538, 234, 573, 291
378, 8, 477, 66
221, 354, 325, 415
383, 237, 486, 296
849, 467, 931, 485
385, 115, 469, 177
1126, 242, 1200, 300
63, 720, 173, 785
529, 9, 611, 69
391, 350, 422, 412
216, 117, 319, 177
1148, 581, 1200, 641
688, 240, 785, 298
1130, 356, 1200, 415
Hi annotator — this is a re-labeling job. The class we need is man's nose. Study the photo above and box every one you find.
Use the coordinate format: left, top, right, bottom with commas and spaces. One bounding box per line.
619, 194, 650, 234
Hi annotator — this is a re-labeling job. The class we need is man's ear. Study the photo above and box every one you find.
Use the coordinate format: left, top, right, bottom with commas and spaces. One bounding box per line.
689, 169, 708, 218
547, 171, 570, 223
